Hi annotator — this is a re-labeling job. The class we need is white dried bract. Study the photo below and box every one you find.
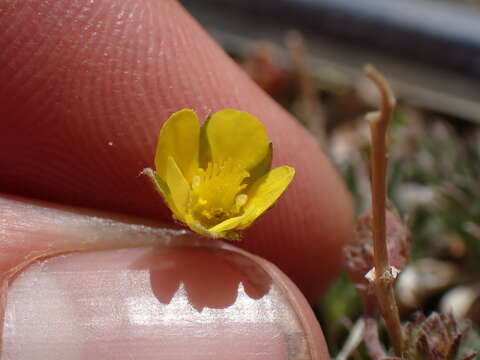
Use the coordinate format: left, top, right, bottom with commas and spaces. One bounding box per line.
365, 265, 400, 284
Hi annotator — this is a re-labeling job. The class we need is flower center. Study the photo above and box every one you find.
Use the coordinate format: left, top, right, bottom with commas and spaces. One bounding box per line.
189, 159, 250, 228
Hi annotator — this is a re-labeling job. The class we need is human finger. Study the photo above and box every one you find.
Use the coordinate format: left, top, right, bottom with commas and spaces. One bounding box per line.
0, 0, 353, 299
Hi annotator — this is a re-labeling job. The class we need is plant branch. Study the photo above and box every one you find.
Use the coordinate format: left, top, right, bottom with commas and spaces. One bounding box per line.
364, 65, 403, 356
335, 319, 365, 360
286, 31, 326, 145
364, 316, 387, 360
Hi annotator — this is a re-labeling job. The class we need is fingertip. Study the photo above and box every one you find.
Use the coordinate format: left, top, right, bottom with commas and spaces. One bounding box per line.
0, 0, 354, 299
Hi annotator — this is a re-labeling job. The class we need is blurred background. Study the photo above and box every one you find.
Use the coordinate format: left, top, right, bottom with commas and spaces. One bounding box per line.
182, 1, 480, 357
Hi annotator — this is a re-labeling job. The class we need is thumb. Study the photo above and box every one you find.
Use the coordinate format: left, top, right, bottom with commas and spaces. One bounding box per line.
1, 195, 330, 359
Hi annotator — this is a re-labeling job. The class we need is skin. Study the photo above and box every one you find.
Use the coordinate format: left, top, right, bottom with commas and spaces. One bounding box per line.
0, 0, 354, 358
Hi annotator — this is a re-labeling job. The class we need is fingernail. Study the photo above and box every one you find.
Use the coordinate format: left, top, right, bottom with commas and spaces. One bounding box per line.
3, 245, 328, 359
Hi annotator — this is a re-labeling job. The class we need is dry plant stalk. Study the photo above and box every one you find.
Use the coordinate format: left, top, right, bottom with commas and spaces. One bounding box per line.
286, 31, 326, 145
364, 65, 403, 356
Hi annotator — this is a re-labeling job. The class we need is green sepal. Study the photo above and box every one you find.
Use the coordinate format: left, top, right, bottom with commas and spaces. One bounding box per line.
247, 142, 273, 184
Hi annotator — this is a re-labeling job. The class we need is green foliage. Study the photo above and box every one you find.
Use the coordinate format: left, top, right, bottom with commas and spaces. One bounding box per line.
458, 326, 480, 360
317, 272, 362, 354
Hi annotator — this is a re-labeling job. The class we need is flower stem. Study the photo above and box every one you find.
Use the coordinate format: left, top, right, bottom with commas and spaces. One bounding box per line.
364, 65, 403, 356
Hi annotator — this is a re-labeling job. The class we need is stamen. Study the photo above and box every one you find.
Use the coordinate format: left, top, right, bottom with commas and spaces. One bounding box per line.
235, 194, 248, 211
192, 175, 201, 189
201, 210, 212, 219
189, 158, 250, 228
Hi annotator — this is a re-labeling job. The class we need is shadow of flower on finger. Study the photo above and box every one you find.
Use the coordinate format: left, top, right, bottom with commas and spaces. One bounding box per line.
131, 246, 272, 312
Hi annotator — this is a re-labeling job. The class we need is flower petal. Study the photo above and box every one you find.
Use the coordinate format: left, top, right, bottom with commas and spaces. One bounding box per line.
155, 109, 200, 182
208, 166, 295, 233
206, 109, 269, 171
165, 156, 190, 218
239, 166, 295, 229
198, 115, 212, 168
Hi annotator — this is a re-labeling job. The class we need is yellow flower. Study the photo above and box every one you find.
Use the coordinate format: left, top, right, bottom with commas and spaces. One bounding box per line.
144, 109, 295, 240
